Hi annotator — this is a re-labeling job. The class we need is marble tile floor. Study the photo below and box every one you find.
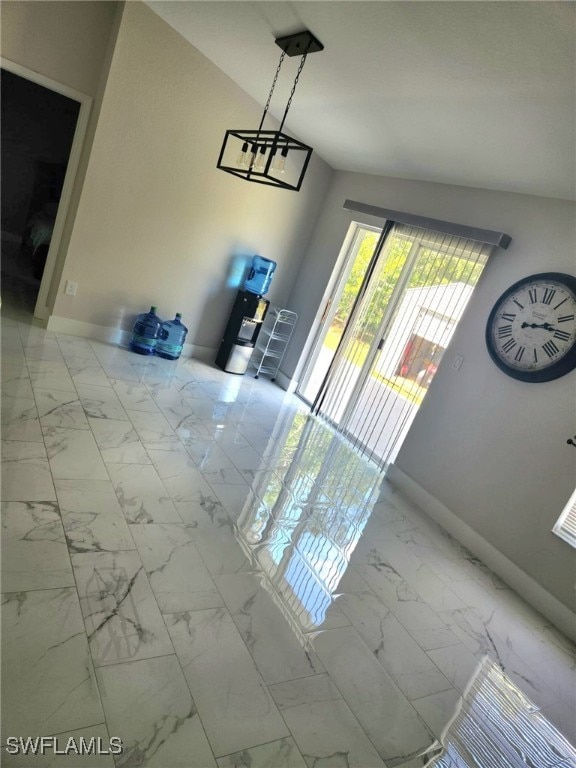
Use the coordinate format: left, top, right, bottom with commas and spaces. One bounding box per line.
1, 312, 575, 768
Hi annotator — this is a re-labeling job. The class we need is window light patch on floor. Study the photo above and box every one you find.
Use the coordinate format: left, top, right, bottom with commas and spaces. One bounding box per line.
423, 656, 576, 767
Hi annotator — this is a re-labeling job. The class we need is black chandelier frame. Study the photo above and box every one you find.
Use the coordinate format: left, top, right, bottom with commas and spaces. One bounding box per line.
217, 130, 313, 191
216, 30, 323, 192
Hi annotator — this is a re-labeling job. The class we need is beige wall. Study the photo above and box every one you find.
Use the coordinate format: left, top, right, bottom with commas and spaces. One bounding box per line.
1, 1, 118, 97
285, 170, 576, 611
51, 1, 332, 350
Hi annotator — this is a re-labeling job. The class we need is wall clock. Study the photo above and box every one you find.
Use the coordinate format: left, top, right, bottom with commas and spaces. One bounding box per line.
485, 272, 576, 382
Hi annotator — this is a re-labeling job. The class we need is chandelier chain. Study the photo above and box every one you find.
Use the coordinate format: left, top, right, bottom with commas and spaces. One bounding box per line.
279, 49, 309, 133
257, 50, 286, 134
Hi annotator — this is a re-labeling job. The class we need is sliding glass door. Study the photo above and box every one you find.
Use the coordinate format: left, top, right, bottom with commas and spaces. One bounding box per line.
298, 225, 382, 407
298, 222, 491, 468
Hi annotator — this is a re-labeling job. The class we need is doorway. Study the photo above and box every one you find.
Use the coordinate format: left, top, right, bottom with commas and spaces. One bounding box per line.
298, 222, 491, 468
1, 63, 88, 321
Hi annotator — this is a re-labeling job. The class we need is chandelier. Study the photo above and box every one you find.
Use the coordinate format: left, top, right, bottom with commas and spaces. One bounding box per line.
216, 30, 324, 192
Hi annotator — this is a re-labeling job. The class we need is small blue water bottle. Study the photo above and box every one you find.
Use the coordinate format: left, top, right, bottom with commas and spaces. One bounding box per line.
129, 306, 162, 355
156, 313, 188, 360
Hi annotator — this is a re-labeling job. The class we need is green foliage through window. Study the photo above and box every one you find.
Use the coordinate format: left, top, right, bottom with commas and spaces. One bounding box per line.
335, 233, 484, 341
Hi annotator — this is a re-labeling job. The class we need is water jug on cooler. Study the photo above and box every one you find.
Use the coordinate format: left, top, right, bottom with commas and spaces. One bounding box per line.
243, 256, 276, 296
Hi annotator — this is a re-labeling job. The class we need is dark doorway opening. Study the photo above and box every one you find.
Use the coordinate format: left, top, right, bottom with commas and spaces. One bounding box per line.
1, 68, 80, 318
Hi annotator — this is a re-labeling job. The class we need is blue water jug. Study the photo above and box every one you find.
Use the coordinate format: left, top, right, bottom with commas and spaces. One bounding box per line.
243, 256, 276, 296
156, 313, 188, 360
129, 306, 162, 355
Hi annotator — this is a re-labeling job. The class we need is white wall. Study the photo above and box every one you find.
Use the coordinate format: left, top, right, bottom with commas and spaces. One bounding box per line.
49, 1, 333, 352
286, 170, 576, 612
1, 1, 118, 97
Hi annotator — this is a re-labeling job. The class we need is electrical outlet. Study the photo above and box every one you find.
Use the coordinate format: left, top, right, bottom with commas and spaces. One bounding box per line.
451, 354, 464, 371
65, 280, 78, 296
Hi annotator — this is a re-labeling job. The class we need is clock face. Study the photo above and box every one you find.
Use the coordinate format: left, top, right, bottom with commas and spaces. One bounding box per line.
486, 272, 576, 382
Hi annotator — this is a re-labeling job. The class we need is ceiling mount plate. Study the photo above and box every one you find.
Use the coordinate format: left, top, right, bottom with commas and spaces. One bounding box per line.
275, 30, 324, 57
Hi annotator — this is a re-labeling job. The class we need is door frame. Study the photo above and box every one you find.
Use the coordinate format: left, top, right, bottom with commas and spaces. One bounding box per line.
297, 221, 382, 404
1, 58, 92, 321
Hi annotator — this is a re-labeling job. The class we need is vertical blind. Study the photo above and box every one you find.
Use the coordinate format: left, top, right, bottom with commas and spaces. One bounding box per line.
312, 220, 494, 468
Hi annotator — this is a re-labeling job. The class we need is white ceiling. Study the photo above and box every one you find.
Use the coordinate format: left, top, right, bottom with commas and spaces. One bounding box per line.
147, 1, 575, 200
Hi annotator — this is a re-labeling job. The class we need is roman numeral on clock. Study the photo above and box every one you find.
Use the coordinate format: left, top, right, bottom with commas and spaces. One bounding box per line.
501, 313, 516, 322
528, 288, 538, 304
557, 314, 575, 323
501, 338, 516, 353
497, 325, 513, 338
542, 288, 556, 305
542, 340, 559, 358
554, 329, 571, 342
514, 346, 525, 362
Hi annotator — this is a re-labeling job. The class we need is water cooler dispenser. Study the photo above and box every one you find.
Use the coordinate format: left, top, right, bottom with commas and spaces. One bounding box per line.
216, 290, 270, 374
216, 255, 276, 374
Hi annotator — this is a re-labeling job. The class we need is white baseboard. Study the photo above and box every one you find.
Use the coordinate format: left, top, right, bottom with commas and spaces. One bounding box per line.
186, 343, 216, 363
47, 316, 129, 345
274, 369, 298, 393
46, 314, 216, 362
386, 464, 576, 643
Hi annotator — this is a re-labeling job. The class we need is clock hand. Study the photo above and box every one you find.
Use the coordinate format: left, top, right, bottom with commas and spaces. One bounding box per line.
521, 322, 556, 330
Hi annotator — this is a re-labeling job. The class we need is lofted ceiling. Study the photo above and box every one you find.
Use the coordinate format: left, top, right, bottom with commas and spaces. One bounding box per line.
146, 1, 576, 200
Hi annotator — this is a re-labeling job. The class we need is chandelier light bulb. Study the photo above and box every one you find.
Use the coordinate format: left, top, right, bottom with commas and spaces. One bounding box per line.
248, 144, 257, 168
254, 146, 267, 171
272, 147, 288, 174
237, 142, 250, 167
